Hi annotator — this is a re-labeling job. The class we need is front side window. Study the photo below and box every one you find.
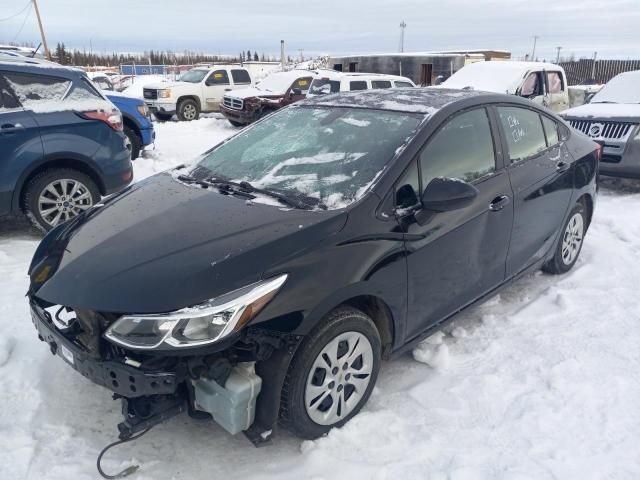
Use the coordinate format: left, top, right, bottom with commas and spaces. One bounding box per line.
541, 115, 560, 146
291, 77, 312, 92
231, 69, 251, 85
4, 73, 70, 108
206, 70, 230, 86
419, 108, 496, 187
521, 72, 543, 97
395, 161, 420, 208
349, 81, 368, 91
371, 80, 392, 89
547, 72, 563, 93
179, 69, 209, 83
498, 106, 547, 162
196, 106, 422, 209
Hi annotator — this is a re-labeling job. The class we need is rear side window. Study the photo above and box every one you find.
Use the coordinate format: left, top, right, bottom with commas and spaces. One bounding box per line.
292, 77, 312, 92
349, 81, 368, 91
0, 75, 20, 109
419, 108, 496, 186
206, 70, 230, 86
308, 78, 340, 94
66, 79, 103, 101
4, 72, 70, 108
231, 69, 251, 85
498, 106, 547, 162
542, 116, 560, 146
394, 81, 414, 88
547, 71, 564, 93
371, 80, 392, 89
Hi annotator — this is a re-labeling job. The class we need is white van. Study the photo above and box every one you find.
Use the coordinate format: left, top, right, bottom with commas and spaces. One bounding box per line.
308, 70, 416, 96
441, 61, 570, 112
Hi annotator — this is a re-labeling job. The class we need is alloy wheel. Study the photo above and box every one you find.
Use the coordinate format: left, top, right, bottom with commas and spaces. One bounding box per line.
38, 179, 93, 227
304, 331, 374, 426
183, 104, 197, 120
561, 212, 584, 265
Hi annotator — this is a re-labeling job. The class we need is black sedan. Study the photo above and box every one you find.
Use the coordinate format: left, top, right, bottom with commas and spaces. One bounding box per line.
27, 88, 598, 446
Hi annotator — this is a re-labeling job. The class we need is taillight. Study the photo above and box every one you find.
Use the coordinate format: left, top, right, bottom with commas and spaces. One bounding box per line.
80, 110, 123, 131
594, 143, 602, 161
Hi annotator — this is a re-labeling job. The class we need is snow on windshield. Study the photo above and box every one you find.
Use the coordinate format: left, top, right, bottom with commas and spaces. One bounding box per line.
442, 62, 530, 93
195, 106, 422, 209
591, 71, 640, 104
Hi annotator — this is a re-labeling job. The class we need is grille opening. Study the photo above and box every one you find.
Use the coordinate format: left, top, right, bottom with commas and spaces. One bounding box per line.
569, 120, 635, 140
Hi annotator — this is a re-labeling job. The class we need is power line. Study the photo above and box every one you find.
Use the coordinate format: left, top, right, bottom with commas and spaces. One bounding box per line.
0, 0, 31, 22
11, 2, 32, 43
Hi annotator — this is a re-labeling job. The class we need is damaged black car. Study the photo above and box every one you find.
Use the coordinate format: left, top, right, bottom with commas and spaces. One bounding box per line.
27, 88, 598, 451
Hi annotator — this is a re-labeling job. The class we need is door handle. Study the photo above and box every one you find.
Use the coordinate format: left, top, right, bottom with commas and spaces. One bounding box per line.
556, 161, 570, 173
0, 123, 24, 133
489, 195, 510, 212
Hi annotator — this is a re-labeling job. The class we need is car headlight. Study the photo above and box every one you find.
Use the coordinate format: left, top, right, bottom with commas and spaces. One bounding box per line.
136, 104, 149, 117
104, 274, 287, 349
157, 89, 172, 99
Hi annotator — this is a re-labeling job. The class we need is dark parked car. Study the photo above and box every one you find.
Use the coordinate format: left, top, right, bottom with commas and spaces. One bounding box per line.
0, 59, 132, 231
27, 89, 597, 448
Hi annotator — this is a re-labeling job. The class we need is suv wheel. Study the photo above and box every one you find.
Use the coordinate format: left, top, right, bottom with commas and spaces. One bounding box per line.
23, 169, 100, 232
280, 306, 381, 439
154, 112, 173, 122
543, 202, 586, 274
123, 125, 142, 160
177, 99, 199, 121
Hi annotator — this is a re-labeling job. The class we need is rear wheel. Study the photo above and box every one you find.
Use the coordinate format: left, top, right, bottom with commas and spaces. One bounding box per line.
543, 202, 586, 274
177, 99, 199, 121
23, 168, 100, 232
280, 306, 381, 439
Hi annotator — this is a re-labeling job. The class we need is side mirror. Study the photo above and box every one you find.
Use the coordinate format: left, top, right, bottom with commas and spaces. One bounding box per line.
420, 177, 479, 212
291, 87, 302, 96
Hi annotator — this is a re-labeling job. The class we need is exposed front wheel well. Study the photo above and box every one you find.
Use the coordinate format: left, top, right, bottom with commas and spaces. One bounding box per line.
177, 95, 201, 111
18, 159, 105, 211
342, 295, 394, 359
122, 116, 141, 137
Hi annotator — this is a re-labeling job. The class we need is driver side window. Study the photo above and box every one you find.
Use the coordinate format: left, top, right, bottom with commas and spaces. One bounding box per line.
521, 72, 543, 97
206, 70, 230, 86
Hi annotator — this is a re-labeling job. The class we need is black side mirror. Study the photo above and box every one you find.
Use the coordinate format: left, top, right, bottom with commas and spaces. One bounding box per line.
421, 177, 479, 212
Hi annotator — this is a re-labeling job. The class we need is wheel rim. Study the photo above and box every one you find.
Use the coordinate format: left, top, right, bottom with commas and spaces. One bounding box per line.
304, 331, 374, 426
183, 104, 197, 120
561, 212, 584, 265
38, 179, 93, 227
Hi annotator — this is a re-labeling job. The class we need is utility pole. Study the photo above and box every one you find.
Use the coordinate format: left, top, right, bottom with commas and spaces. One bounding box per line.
32, 0, 51, 60
280, 40, 285, 70
555, 46, 562, 63
399, 21, 407, 53
531, 35, 539, 61
591, 51, 598, 80
298, 48, 304, 62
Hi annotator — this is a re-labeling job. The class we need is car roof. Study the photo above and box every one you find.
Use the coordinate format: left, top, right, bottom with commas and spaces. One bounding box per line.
0, 58, 85, 78
302, 87, 495, 115
313, 69, 412, 81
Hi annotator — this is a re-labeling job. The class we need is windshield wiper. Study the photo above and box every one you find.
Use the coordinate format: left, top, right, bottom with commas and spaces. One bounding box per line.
176, 174, 256, 200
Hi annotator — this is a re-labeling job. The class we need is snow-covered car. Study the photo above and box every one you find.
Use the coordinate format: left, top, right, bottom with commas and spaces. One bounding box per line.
142, 65, 253, 121
307, 70, 415, 96
560, 70, 640, 178
568, 83, 604, 108
28, 88, 598, 464
220, 70, 317, 126
441, 61, 570, 112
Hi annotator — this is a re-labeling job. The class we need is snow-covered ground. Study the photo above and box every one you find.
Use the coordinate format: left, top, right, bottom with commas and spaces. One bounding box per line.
1, 116, 640, 479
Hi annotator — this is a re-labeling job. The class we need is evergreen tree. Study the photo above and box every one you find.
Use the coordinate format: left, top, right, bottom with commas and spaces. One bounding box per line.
253, 52, 259, 61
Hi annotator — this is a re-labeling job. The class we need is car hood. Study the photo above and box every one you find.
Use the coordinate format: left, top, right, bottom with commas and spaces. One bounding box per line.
144, 81, 189, 90
30, 172, 347, 313
105, 93, 142, 107
560, 103, 640, 123
226, 87, 282, 100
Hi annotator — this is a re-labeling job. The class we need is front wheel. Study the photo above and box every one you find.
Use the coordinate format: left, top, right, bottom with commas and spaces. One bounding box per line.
177, 99, 199, 121
280, 306, 381, 439
123, 125, 141, 160
153, 112, 173, 122
543, 202, 586, 274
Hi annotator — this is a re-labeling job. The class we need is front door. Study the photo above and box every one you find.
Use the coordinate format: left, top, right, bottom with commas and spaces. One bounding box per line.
545, 70, 569, 112
399, 107, 513, 340
519, 71, 548, 108
494, 105, 574, 276
203, 70, 231, 112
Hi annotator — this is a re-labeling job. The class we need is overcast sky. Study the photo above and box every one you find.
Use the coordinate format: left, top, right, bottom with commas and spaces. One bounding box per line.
1, 0, 639, 60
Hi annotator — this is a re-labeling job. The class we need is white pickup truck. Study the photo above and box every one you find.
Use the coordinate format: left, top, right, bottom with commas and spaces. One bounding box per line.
143, 65, 253, 121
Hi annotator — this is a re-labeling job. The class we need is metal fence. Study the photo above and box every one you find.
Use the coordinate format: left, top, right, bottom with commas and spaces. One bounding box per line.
559, 59, 640, 85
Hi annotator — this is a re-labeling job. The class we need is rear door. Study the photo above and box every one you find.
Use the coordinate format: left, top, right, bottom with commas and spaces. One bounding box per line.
401, 107, 514, 340
0, 72, 43, 215
203, 70, 232, 111
495, 105, 574, 277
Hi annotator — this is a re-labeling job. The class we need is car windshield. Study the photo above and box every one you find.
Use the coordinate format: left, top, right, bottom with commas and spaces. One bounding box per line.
195, 106, 422, 209
180, 69, 208, 83
257, 73, 298, 93
591, 73, 640, 104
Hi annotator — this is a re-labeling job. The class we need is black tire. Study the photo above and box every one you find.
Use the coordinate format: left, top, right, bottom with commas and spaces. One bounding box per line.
177, 99, 200, 121
543, 202, 586, 274
280, 306, 381, 439
123, 125, 141, 160
228, 120, 245, 127
23, 168, 100, 232
153, 112, 173, 122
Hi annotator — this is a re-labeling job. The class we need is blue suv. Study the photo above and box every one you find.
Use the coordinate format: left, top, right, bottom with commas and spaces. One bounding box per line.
0, 59, 132, 231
